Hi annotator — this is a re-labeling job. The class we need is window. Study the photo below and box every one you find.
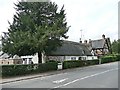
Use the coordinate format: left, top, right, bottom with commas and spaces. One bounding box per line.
82, 57, 86, 60
78, 57, 81, 60
23, 58, 27, 64
8, 62, 9, 64
71, 57, 76, 60
29, 58, 32, 64
17, 61, 20, 64
83, 57, 86, 60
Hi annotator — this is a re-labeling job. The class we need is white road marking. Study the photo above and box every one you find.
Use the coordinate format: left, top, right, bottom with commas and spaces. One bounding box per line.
2, 72, 68, 85
53, 78, 68, 84
54, 68, 118, 88
38, 73, 68, 80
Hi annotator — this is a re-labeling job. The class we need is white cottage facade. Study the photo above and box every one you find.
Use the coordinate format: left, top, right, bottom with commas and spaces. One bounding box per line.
46, 40, 98, 62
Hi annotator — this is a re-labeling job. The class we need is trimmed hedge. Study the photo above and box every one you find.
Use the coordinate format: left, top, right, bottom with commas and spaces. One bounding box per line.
83, 59, 99, 66
1, 62, 57, 77
100, 54, 120, 64
1, 64, 32, 77
63, 60, 83, 69
1, 54, 119, 78
33, 62, 58, 73
116, 54, 120, 61
63, 60, 99, 69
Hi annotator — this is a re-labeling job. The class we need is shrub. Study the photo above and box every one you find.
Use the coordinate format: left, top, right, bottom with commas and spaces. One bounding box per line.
84, 59, 99, 66
63, 60, 99, 69
34, 62, 58, 73
1, 62, 57, 78
116, 54, 120, 61
100, 55, 117, 64
1, 64, 31, 77
63, 60, 83, 69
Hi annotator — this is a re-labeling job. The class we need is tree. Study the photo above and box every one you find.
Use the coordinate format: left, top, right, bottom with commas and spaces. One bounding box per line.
111, 39, 120, 54
2, 2, 70, 63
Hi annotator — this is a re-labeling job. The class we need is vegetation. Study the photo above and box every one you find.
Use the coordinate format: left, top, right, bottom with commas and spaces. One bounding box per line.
100, 55, 116, 63
2, 1, 70, 63
1, 55, 119, 78
111, 39, 120, 54
63, 60, 99, 69
1, 62, 57, 78
100, 54, 120, 64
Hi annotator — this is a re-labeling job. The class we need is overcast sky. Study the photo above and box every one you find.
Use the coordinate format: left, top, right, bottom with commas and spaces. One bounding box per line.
0, 0, 119, 42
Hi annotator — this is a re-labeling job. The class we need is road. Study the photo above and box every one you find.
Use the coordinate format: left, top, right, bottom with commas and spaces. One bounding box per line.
2, 62, 119, 89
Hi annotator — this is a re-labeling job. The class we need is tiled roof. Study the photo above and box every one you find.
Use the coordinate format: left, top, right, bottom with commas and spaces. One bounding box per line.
91, 39, 105, 49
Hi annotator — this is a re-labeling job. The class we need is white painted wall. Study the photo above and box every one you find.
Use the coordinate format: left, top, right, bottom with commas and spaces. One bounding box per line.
65, 56, 98, 61
21, 56, 33, 64
32, 53, 39, 64
65, 56, 79, 60
48, 55, 98, 61
21, 54, 37, 64
47, 56, 64, 62
21, 53, 46, 64
81, 56, 98, 60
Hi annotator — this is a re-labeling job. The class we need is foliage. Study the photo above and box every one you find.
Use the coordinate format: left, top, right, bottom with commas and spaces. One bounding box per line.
1, 62, 57, 77
111, 39, 120, 54
63, 60, 83, 69
33, 62, 58, 73
63, 60, 99, 69
114, 54, 120, 61
100, 54, 119, 64
2, 2, 70, 63
83, 59, 99, 66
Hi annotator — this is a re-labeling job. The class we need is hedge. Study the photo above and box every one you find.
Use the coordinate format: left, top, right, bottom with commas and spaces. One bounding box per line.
63, 59, 99, 69
1, 54, 119, 78
33, 62, 58, 73
83, 59, 99, 66
100, 54, 120, 64
1, 62, 57, 78
116, 54, 120, 61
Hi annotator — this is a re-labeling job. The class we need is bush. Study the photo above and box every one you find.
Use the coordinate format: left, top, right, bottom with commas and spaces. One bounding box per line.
116, 54, 120, 61
63, 60, 83, 69
1, 64, 32, 77
63, 60, 99, 69
100, 55, 118, 64
1, 62, 57, 78
84, 59, 99, 66
34, 62, 58, 73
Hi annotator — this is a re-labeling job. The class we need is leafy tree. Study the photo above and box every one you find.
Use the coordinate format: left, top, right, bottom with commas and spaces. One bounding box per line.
118, 39, 120, 54
111, 39, 120, 54
2, 2, 70, 63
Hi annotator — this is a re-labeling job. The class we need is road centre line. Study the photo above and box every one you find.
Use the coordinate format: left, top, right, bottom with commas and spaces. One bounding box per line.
53, 68, 118, 88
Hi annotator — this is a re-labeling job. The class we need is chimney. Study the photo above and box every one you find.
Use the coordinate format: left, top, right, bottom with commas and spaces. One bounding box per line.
89, 39, 92, 43
84, 40, 87, 44
79, 38, 82, 43
89, 39, 92, 46
102, 34, 105, 39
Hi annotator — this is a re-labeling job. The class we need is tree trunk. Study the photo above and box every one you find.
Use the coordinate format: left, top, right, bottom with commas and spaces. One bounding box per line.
38, 52, 42, 63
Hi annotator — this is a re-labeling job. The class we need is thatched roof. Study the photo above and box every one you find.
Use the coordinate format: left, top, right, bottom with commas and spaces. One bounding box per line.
47, 40, 92, 56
